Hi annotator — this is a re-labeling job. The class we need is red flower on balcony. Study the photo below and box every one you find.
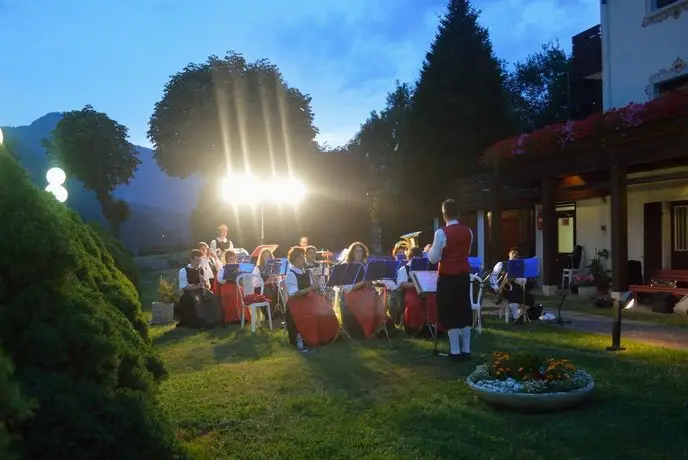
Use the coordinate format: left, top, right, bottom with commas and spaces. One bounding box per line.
482, 88, 688, 164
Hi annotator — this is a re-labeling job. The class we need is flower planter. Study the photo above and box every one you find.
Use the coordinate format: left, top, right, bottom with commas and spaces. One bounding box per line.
151, 301, 175, 325
577, 286, 597, 299
466, 376, 594, 411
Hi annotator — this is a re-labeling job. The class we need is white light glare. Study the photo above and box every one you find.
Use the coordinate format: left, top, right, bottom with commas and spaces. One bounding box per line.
0, 127, 4, 146
45, 184, 68, 203
624, 297, 635, 310
221, 174, 306, 205
46, 167, 67, 185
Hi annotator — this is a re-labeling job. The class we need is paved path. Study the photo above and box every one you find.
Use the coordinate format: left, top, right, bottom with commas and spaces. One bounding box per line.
483, 308, 688, 350
556, 311, 688, 350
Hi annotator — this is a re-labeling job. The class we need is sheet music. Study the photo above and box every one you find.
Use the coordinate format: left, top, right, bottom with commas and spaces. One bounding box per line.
411, 271, 438, 294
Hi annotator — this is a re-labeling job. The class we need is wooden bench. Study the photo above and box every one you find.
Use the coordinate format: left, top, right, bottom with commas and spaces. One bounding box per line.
629, 269, 688, 298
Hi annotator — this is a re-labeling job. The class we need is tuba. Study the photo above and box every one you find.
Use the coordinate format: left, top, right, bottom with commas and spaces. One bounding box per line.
392, 231, 422, 256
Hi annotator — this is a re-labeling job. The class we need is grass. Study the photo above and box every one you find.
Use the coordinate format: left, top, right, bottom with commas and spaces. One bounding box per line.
535, 294, 688, 328
139, 270, 688, 459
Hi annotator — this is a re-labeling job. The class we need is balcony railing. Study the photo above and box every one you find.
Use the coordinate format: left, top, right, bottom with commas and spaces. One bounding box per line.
570, 24, 601, 81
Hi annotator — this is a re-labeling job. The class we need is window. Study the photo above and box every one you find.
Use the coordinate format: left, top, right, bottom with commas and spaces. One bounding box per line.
674, 206, 688, 251
657, 75, 688, 95
556, 203, 575, 254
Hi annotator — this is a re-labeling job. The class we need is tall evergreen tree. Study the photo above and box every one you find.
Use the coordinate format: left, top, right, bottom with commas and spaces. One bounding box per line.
404, 0, 514, 210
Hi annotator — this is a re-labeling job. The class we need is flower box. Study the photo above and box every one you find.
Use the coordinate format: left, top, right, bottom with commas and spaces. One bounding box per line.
577, 286, 597, 299
151, 302, 174, 325
465, 352, 595, 411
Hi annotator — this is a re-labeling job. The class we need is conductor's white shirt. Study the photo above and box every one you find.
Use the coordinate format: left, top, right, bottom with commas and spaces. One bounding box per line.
427, 220, 474, 265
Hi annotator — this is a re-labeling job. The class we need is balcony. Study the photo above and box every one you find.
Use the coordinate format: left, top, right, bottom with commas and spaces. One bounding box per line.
570, 25, 601, 81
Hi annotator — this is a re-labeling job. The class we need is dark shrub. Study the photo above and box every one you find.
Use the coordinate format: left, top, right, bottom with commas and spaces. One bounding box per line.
0, 153, 187, 459
88, 221, 141, 289
0, 351, 34, 460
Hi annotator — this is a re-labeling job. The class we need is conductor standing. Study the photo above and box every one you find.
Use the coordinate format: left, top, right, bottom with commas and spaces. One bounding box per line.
427, 199, 474, 361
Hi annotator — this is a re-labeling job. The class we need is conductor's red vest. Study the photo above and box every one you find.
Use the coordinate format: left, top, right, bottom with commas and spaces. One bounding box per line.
438, 224, 472, 276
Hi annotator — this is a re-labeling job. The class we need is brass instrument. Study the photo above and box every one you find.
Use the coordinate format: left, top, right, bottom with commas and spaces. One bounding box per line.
392, 231, 422, 256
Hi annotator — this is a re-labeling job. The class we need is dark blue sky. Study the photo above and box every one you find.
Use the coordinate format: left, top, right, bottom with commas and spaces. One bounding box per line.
0, 0, 599, 147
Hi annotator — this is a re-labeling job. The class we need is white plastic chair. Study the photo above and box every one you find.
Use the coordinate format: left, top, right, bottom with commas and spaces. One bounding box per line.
236, 273, 273, 333
470, 273, 485, 333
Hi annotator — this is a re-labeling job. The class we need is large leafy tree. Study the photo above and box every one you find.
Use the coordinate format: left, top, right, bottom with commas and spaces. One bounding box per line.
43, 106, 140, 236
404, 0, 515, 214
506, 42, 570, 132
148, 51, 319, 245
148, 51, 319, 179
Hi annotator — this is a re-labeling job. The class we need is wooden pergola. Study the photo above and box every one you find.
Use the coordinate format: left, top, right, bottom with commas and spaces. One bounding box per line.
447, 88, 688, 293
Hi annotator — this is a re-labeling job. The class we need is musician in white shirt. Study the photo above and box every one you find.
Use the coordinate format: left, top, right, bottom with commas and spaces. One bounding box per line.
199, 242, 222, 288
491, 248, 534, 322
388, 246, 423, 324
210, 224, 234, 254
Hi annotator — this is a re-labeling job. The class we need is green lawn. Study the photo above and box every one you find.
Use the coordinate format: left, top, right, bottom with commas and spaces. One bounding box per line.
137, 269, 688, 459
149, 318, 687, 459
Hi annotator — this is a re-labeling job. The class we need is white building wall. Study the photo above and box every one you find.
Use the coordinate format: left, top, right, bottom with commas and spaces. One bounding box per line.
533, 177, 688, 277
602, 0, 688, 110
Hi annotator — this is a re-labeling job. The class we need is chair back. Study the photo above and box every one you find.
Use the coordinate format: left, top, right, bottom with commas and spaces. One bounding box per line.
470, 273, 485, 310
237, 273, 264, 297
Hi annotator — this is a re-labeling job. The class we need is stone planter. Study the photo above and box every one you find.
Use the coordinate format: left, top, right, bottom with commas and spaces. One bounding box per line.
466, 376, 595, 412
577, 286, 597, 299
151, 301, 175, 325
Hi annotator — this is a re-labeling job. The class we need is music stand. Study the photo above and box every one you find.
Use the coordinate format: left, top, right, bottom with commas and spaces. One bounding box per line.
264, 258, 285, 277
408, 270, 445, 361
505, 258, 539, 323
327, 263, 364, 341
221, 264, 240, 283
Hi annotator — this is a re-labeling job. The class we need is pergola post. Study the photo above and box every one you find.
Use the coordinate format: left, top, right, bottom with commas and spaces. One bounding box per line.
489, 179, 503, 266
476, 210, 486, 266
610, 164, 628, 295
541, 177, 558, 295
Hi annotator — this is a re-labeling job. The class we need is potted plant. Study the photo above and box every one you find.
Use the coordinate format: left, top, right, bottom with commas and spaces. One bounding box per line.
587, 249, 611, 296
151, 276, 178, 325
466, 351, 594, 411
572, 273, 596, 299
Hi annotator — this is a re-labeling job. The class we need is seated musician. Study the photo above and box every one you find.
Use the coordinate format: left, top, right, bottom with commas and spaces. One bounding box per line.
305, 245, 325, 285
338, 241, 389, 339
252, 247, 278, 315
285, 246, 339, 350
216, 250, 249, 324
388, 246, 423, 326
491, 247, 535, 323
199, 242, 222, 291
176, 250, 223, 328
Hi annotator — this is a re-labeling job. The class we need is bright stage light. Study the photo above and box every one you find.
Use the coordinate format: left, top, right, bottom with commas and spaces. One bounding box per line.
45, 184, 68, 203
221, 174, 306, 205
46, 167, 67, 185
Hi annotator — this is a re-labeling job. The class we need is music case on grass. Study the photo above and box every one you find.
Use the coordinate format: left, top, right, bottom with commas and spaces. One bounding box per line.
327, 263, 364, 287
410, 271, 438, 295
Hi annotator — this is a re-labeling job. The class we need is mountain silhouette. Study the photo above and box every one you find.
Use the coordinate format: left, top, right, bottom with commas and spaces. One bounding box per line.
2, 113, 203, 251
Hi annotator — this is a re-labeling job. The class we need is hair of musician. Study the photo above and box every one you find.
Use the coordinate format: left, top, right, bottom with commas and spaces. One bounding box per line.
218, 224, 228, 231
198, 241, 209, 248
345, 241, 369, 263
224, 249, 237, 261
305, 245, 317, 253
257, 249, 273, 267
509, 247, 521, 257
441, 199, 459, 219
288, 246, 306, 264
190, 249, 202, 260
408, 247, 422, 259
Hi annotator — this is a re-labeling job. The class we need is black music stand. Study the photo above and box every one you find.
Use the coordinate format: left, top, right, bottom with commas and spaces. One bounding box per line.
327, 263, 364, 341
408, 270, 447, 362
221, 264, 240, 283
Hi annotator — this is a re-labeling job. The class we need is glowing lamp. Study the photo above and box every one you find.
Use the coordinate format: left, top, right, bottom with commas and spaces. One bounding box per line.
606, 291, 634, 352
45, 184, 68, 203
46, 167, 67, 185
